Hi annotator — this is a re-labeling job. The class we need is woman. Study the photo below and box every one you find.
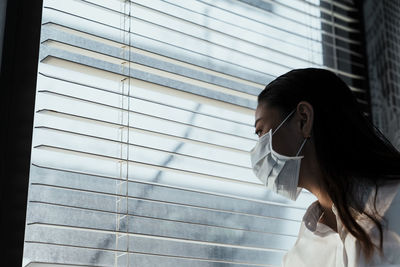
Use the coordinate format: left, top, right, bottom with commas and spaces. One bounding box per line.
250, 68, 400, 266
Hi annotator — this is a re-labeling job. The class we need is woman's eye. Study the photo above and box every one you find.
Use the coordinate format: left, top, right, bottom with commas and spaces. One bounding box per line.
255, 130, 262, 137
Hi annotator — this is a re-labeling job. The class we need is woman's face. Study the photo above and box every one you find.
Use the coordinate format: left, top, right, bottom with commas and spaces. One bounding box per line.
254, 103, 304, 157
254, 101, 317, 190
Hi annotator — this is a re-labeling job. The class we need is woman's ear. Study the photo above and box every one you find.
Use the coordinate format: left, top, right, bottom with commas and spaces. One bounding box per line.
297, 101, 313, 138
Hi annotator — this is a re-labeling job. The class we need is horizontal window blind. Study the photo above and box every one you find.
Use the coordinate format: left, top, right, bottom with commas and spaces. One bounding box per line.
23, 0, 367, 266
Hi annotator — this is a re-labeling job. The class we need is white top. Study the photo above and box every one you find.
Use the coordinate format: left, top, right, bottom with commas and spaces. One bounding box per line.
282, 181, 400, 267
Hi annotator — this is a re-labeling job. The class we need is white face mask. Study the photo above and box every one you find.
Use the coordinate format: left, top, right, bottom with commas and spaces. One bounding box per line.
250, 109, 308, 201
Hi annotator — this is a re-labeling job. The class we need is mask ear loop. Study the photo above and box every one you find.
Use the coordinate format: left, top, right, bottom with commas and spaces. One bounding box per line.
295, 137, 308, 156
272, 108, 296, 135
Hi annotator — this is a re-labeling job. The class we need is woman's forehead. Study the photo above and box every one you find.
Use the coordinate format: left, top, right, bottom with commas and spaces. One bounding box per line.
255, 104, 279, 123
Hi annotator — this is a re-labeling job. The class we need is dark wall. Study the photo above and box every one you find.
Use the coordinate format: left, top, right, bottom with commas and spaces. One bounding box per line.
363, 0, 400, 149
1, 0, 43, 265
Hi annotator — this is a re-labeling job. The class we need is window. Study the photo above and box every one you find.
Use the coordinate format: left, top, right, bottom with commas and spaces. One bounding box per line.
23, 0, 367, 266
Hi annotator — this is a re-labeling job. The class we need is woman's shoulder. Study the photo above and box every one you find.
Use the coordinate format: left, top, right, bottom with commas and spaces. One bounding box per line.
364, 180, 400, 218
380, 180, 400, 232
359, 180, 400, 265
353, 180, 400, 232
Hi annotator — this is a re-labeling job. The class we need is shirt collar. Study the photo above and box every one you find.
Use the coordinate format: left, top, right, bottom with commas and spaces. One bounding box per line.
302, 200, 324, 233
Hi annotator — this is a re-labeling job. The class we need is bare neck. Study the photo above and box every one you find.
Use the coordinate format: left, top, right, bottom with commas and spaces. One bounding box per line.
299, 144, 338, 232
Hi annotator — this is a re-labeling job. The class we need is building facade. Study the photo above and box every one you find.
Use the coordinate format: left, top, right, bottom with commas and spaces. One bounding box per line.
363, 0, 400, 149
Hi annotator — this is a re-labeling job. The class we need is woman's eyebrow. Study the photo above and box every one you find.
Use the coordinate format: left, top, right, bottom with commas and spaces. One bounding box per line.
254, 117, 264, 128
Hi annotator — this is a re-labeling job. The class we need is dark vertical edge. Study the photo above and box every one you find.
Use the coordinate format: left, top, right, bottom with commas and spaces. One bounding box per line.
0, 0, 43, 265
354, 0, 373, 122
0, 0, 7, 71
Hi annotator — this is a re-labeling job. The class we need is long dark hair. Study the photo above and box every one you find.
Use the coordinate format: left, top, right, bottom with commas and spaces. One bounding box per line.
257, 67, 400, 259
